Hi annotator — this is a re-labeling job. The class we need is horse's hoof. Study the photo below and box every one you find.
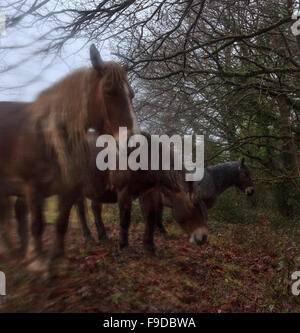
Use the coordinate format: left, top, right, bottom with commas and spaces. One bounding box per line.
97, 236, 111, 246
84, 237, 96, 249
0, 242, 12, 258
48, 256, 70, 278
98, 234, 109, 242
119, 242, 129, 251
26, 257, 48, 273
157, 229, 168, 236
84, 234, 95, 242
119, 246, 135, 255
143, 244, 156, 256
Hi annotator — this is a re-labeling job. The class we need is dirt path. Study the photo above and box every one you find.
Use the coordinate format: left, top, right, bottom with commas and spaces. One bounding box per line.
0, 217, 299, 313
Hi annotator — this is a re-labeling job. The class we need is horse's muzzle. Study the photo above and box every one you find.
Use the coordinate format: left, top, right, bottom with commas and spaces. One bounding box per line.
245, 186, 254, 196
189, 227, 208, 246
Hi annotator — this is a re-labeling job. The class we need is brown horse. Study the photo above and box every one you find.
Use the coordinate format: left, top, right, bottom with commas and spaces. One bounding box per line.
83, 132, 208, 251
0, 44, 137, 273
71, 158, 254, 240
14, 132, 208, 254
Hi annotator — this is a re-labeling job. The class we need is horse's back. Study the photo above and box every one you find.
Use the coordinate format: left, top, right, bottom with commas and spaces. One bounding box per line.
193, 169, 216, 203
0, 102, 29, 162
85, 132, 157, 201
0, 101, 29, 118
0, 101, 30, 134
0, 101, 44, 182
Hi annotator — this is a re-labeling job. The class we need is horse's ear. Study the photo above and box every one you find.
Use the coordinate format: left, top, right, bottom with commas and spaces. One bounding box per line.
90, 44, 104, 71
240, 157, 245, 166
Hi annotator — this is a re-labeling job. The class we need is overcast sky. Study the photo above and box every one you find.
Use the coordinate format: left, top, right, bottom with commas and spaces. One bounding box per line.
0, 7, 110, 102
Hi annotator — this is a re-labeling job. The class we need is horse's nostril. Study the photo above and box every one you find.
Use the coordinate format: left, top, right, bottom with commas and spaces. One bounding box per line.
194, 234, 207, 246
190, 229, 208, 246
245, 186, 254, 196
199, 234, 207, 245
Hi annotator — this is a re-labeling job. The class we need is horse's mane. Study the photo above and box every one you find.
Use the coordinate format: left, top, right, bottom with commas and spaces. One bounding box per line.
159, 166, 191, 194
140, 132, 190, 194
101, 61, 128, 88
207, 161, 239, 171
28, 63, 128, 182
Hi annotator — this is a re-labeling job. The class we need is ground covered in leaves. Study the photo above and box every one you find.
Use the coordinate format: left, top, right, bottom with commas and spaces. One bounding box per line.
0, 200, 299, 313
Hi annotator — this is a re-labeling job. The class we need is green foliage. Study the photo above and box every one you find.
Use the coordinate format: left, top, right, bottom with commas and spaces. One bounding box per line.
210, 187, 259, 225
162, 208, 173, 225
130, 200, 143, 226
210, 185, 300, 229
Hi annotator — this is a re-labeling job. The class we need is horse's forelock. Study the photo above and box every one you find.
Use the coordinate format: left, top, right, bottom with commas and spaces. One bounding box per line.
102, 61, 128, 88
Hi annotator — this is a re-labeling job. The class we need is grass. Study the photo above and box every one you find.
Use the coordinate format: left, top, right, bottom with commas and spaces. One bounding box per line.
0, 196, 299, 313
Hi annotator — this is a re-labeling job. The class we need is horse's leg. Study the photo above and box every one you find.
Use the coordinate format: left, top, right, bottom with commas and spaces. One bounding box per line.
155, 196, 167, 235
49, 189, 79, 274
25, 187, 45, 260
76, 198, 94, 243
23, 186, 48, 272
15, 197, 28, 256
199, 200, 208, 220
139, 192, 157, 254
91, 200, 108, 241
118, 190, 131, 250
140, 191, 166, 237
0, 194, 12, 255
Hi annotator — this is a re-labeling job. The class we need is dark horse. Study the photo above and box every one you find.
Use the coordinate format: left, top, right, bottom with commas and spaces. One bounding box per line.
155, 158, 255, 233
14, 132, 208, 254
192, 158, 254, 208
69, 158, 254, 240
0, 44, 138, 274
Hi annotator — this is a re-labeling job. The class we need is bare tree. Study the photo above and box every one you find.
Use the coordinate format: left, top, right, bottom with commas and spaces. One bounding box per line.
1, 0, 300, 216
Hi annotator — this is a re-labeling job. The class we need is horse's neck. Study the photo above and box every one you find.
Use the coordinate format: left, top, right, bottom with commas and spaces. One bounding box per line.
209, 163, 238, 195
